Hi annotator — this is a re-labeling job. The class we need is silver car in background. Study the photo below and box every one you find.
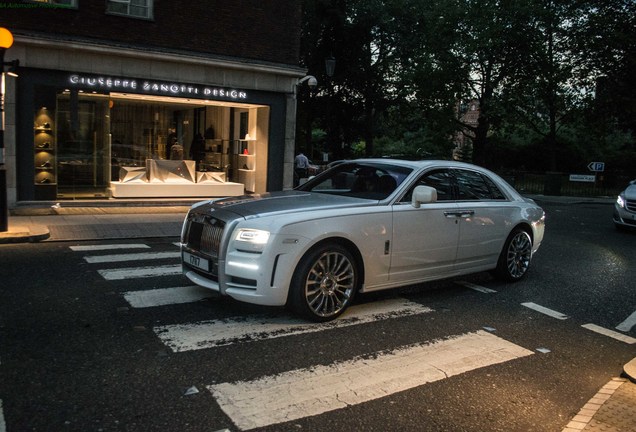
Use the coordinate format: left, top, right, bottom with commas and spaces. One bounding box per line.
180, 159, 546, 322
614, 179, 636, 230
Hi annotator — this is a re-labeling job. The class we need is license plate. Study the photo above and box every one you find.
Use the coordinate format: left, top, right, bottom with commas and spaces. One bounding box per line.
183, 251, 209, 272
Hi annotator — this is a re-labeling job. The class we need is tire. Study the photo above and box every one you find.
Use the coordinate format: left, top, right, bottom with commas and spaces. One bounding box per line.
493, 228, 533, 282
288, 243, 358, 322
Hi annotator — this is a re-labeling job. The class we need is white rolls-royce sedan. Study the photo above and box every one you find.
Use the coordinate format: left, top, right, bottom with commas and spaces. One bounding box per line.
181, 159, 545, 322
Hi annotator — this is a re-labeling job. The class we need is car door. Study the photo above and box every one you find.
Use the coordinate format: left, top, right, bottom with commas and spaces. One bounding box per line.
452, 168, 512, 272
389, 169, 460, 283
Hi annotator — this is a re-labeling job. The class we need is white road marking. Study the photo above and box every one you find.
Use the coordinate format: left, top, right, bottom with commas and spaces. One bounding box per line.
0, 399, 5, 432
98, 265, 182, 280
521, 302, 569, 320
84, 251, 180, 264
155, 298, 433, 352
70, 244, 150, 251
581, 324, 636, 344
616, 311, 636, 333
209, 330, 534, 431
123, 285, 214, 308
456, 281, 497, 293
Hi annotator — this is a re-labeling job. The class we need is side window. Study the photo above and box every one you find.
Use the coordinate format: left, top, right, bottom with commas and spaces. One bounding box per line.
106, 0, 153, 19
400, 169, 453, 203
482, 175, 507, 200
455, 169, 505, 201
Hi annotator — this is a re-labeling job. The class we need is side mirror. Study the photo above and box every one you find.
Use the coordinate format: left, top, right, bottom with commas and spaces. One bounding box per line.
412, 185, 437, 208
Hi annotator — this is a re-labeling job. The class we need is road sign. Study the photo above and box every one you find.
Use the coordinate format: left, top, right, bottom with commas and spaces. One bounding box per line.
570, 174, 596, 183
588, 162, 605, 172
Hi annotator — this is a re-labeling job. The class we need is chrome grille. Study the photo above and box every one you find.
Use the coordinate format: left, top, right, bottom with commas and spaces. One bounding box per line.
185, 215, 224, 258
626, 199, 636, 212
200, 223, 223, 256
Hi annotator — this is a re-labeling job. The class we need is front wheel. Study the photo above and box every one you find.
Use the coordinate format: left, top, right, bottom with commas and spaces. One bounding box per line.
288, 243, 358, 322
493, 228, 533, 282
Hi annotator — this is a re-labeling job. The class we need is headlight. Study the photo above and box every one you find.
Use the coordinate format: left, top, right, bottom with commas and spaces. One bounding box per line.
235, 229, 270, 244
617, 194, 626, 208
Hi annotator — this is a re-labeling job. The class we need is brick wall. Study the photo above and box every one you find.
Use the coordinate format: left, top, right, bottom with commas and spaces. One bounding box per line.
0, 0, 301, 66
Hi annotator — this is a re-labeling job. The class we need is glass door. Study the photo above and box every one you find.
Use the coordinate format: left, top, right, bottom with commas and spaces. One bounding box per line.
55, 91, 111, 198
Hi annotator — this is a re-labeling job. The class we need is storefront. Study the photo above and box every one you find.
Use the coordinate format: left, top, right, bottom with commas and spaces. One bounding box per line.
16, 68, 291, 202
0, 28, 305, 209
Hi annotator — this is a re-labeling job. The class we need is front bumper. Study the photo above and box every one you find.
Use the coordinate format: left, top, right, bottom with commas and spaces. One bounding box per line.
181, 238, 305, 307
613, 204, 636, 228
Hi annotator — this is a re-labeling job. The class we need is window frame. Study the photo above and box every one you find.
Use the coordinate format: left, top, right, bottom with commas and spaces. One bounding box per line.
105, 0, 153, 20
28, 0, 78, 8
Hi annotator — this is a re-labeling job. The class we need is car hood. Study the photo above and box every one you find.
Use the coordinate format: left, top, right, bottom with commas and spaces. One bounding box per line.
623, 184, 636, 200
194, 190, 371, 218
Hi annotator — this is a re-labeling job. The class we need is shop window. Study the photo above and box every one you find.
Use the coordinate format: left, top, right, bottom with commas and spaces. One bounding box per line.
106, 0, 153, 19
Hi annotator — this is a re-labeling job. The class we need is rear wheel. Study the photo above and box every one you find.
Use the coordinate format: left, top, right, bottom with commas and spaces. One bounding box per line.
288, 243, 358, 322
494, 228, 533, 282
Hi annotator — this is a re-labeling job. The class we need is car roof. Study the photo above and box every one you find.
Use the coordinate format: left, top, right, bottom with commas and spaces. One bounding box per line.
346, 158, 491, 172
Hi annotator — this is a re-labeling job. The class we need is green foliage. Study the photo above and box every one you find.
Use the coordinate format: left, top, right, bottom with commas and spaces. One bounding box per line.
297, 0, 636, 176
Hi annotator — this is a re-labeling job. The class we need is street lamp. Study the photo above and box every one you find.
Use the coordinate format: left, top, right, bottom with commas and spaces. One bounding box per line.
1, 27, 18, 232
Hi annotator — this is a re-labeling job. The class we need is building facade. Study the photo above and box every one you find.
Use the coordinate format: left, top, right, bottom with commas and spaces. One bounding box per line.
0, 0, 304, 206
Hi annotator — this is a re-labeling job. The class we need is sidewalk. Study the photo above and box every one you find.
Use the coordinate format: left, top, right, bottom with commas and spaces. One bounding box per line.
0, 197, 634, 431
0, 200, 192, 243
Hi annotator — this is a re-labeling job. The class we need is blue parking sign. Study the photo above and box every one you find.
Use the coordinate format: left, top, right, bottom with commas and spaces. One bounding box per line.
587, 162, 605, 172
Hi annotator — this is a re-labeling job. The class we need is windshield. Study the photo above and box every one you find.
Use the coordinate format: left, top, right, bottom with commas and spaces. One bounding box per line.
297, 162, 413, 200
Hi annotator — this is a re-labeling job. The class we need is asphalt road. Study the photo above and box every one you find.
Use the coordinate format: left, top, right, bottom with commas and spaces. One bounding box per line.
0, 200, 634, 432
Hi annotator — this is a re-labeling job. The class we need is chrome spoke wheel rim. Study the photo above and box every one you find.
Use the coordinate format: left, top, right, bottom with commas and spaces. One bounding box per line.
305, 251, 355, 318
506, 232, 532, 279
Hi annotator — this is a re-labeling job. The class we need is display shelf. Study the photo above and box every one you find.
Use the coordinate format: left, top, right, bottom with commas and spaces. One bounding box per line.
237, 141, 256, 192
33, 116, 57, 190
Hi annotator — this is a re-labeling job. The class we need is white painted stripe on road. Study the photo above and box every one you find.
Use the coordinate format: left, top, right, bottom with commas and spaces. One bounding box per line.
84, 251, 180, 264
616, 311, 636, 333
581, 324, 636, 344
70, 244, 150, 251
123, 285, 214, 308
155, 298, 433, 352
456, 281, 497, 293
98, 265, 182, 280
209, 330, 534, 431
0, 399, 5, 432
521, 302, 569, 320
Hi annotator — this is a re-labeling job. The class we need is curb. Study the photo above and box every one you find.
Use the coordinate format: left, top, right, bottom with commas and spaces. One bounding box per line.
624, 358, 636, 383
0, 225, 50, 244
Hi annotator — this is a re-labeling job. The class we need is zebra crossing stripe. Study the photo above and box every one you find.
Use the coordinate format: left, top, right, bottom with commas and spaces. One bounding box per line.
70, 244, 150, 251
84, 251, 180, 264
154, 298, 433, 352
98, 265, 182, 280
209, 330, 534, 431
123, 286, 214, 308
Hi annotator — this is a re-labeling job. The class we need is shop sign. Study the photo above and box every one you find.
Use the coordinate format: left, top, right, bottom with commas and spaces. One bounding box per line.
68, 74, 248, 100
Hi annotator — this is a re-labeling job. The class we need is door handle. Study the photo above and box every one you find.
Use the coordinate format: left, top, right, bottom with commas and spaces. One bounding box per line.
444, 210, 474, 218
